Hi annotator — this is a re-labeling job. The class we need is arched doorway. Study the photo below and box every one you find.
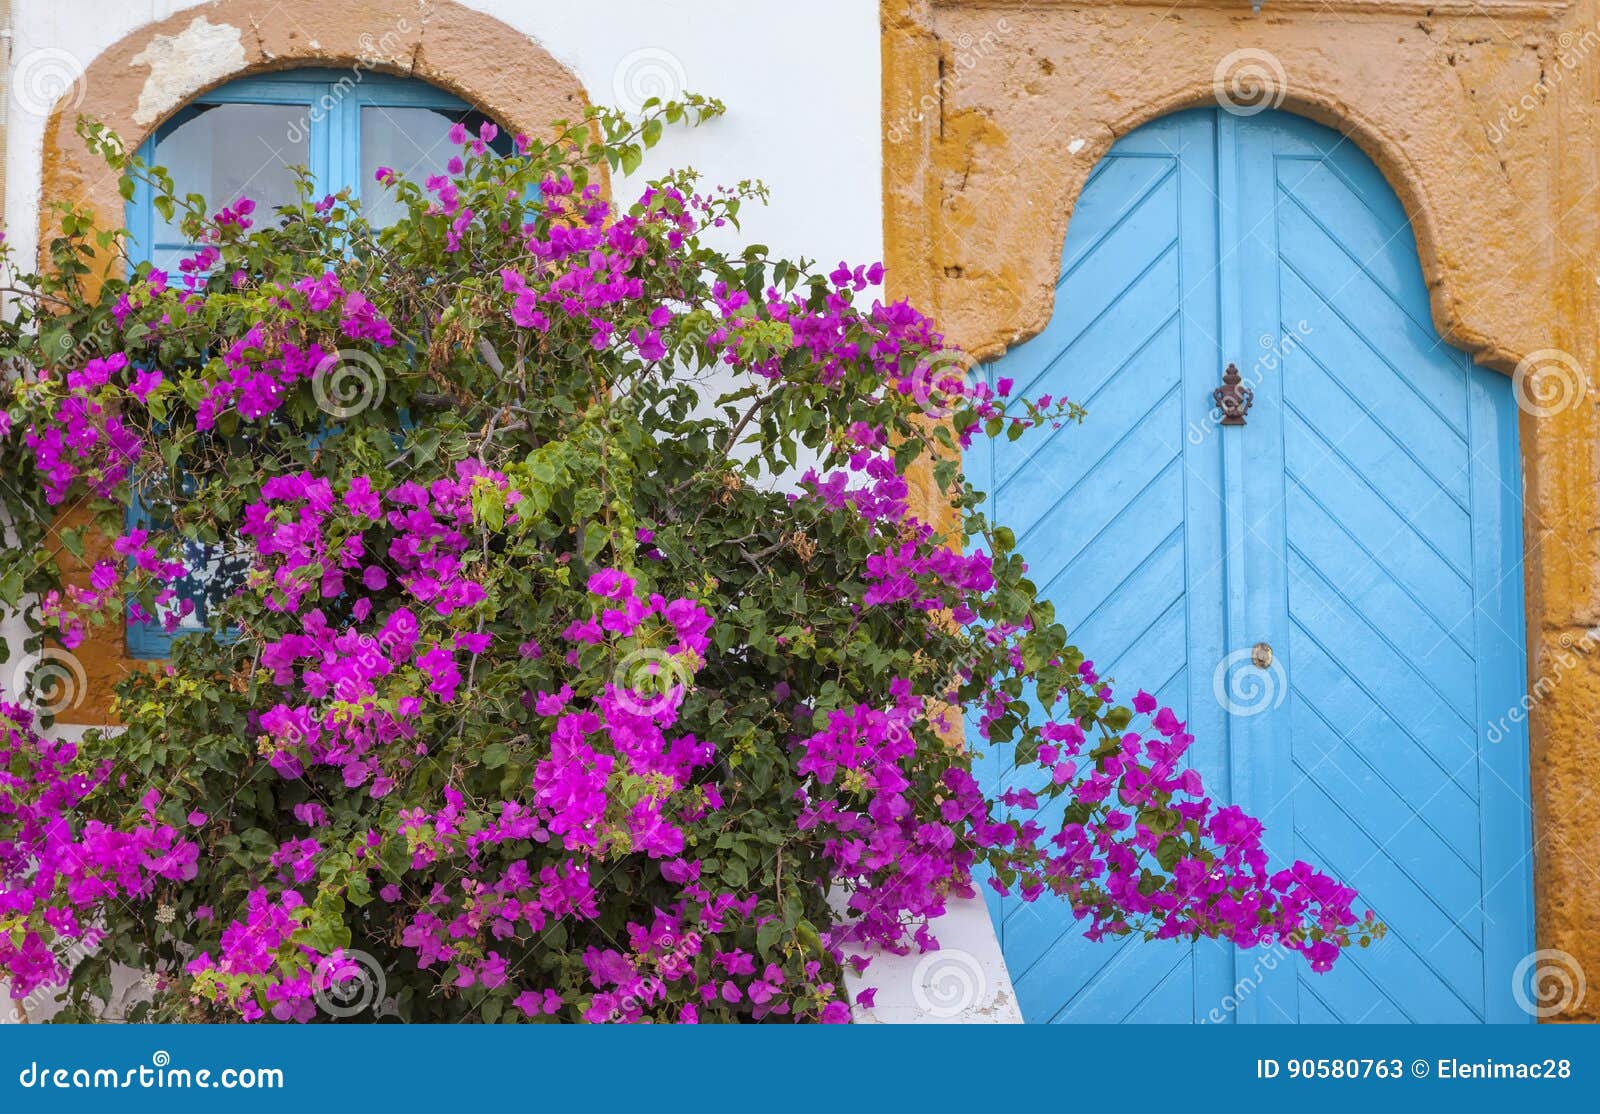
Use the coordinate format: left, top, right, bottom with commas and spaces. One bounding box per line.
972, 108, 1534, 1024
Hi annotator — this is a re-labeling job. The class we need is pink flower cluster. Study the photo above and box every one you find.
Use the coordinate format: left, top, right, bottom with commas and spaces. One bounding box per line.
0, 702, 199, 997
191, 283, 394, 431
22, 353, 144, 505
241, 462, 518, 792
13, 269, 402, 513
796, 680, 982, 956
496, 177, 691, 354
185, 522, 893, 1021
574, 900, 849, 1024
981, 669, 1365, 971
185, 888, 344, 1022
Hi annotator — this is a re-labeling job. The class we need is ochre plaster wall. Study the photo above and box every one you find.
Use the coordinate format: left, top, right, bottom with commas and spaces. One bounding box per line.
37, 0, 596, 723
884, 0, 1600, 1020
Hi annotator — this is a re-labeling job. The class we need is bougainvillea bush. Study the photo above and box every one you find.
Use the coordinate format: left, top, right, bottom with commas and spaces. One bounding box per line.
0, 98, 1379, 1023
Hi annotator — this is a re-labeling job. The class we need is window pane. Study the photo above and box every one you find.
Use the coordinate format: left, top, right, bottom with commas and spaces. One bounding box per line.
125, 461, 251, 657
150, 102, 309, 265
360, 105, 508, 227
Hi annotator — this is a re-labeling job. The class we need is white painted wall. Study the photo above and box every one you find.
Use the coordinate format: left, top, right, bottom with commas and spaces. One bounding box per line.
839, 895, 1025, 1024
4, 0, 882, 288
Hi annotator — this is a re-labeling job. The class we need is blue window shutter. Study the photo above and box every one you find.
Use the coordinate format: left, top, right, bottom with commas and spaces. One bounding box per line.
122, 70, 513, 658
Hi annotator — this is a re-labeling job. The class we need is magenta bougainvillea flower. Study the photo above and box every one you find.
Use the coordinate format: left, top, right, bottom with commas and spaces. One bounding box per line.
0, 98, 1378, 1024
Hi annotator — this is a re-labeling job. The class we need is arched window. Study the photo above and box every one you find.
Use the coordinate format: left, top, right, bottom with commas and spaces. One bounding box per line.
124, 69, 510, 658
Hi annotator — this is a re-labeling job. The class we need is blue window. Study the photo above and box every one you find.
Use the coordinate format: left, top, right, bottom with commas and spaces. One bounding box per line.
124, 69, 510, 658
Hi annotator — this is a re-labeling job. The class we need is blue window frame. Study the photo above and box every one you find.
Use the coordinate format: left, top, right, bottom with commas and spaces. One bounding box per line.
124, 69, 510, 658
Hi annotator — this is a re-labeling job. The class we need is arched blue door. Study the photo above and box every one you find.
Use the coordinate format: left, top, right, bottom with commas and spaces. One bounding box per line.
971, 109, 1534, 1024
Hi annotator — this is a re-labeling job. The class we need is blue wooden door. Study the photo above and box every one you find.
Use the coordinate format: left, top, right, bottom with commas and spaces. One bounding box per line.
971, 108, 1534, 1024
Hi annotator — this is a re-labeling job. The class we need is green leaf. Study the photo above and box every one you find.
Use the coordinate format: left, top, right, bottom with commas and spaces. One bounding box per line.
582, 522, 609, 562
757, 918, 785, 957
1154, 835, 1186, 873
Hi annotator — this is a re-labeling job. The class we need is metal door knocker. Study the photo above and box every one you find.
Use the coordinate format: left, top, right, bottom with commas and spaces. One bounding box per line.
1213, 363, 1253, 426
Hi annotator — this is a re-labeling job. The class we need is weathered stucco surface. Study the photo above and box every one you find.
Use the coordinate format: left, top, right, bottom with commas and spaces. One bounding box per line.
885, 0, 1600, 1020
128, 16, 249, 126
39, 0, 597, 723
